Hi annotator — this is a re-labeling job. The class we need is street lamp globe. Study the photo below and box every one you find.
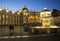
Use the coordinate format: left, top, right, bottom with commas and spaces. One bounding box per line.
0, 7, 3, 11
6, 9, 9, 12
12, 11, 15, 14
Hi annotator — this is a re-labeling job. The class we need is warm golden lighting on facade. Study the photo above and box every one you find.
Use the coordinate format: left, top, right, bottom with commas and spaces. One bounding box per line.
40, 8, 52, 27
0, 6, 52, 27
23, 13, 28, 15
17, 12, 20, 14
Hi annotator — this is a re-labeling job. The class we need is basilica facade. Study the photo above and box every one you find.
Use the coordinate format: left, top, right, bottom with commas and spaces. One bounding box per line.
0, 6, 41, 26
0, 6, 60, 27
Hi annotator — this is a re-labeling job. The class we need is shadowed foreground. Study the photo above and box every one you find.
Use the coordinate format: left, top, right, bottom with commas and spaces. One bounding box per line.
0, 35, 60, 41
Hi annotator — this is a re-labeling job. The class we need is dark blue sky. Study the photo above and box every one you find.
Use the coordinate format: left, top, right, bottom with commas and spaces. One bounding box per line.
0, 0, 60, 11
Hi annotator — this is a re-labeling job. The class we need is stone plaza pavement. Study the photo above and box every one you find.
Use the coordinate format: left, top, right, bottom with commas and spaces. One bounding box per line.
0, 26, 60, 37
0, 26, 60, 41
0, 26, 30, 36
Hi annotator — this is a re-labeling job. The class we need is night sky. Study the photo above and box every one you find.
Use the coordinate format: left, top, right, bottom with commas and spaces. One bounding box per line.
0, 0, 60, 11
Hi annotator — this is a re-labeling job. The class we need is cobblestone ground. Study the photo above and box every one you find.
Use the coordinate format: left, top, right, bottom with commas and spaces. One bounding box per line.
0, 26, 60, 41
0, 26, 60, 36
0, 34, 60, 41
0, 26, 29, 36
